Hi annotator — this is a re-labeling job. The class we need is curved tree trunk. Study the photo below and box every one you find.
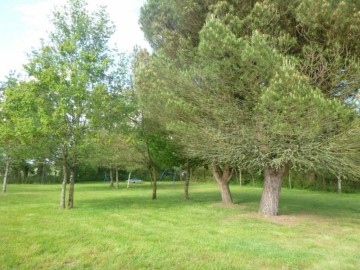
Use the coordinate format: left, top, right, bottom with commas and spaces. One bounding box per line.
220, 181, 233, 203
67, 166, 76, 209
212, 161, 234, 204
259, 166, 288, 216
2, 158, 10, 193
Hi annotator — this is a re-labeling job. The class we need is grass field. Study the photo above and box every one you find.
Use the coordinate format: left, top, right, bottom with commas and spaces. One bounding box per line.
0, 182, 359, 270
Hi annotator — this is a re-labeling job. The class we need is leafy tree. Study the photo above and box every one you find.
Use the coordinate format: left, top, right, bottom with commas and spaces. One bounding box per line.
138, 0, 360, 215
24, 0, 120, 208
0, 75, 40, 192
87, 130, 143, 189
133, 49, 185, 199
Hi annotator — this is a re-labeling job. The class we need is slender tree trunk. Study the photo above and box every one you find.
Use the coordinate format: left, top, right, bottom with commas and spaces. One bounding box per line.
23, 164, 29, 179
337, 175, 342, 194
259, 166, 288, 216
2, 158, 10, 193
67, 166, 76, 209
60, 153, 68, 209
238, 167, 242, 186
42, 163, 46, 184
151, 166, 157, 200
184, 178, 190, 199
212, 161, 234, 204
127, 171, 132, 189
249, 171, 255, 185
184, 161, 190, 200
322, 175, 326, 191
288, 170, 292, 189
115, 167, 119, 189
109, 167, 114, 187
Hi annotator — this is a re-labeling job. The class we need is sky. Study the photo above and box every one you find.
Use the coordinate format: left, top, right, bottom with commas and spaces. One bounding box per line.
0, 0, 150, 81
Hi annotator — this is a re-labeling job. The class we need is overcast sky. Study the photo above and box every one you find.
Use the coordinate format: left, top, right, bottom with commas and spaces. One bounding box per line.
0, 0, 150, 81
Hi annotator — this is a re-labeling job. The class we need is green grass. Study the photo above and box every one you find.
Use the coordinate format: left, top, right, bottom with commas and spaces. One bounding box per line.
0, 182, 359, 270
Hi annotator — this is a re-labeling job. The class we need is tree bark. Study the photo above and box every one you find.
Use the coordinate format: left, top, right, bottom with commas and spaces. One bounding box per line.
337, 175, 342, 194
249, 171, 255, 185
109, 167, 114, 187
150, 166, 157, 200
60, 152, 68, 208
212, 161, 234, 204
67, 166, 76, 209
288, 170, 292, 189
238, 167, 242, 186
23, 164, 29, 179
184, 161, 190, 200
115, 167, 119, 189
2, 158, 10, 193
42, 163, 46, 184
259, 166, 288, 216
127, 171, 132, 189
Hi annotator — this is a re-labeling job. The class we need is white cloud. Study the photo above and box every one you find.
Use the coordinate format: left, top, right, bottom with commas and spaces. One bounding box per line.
0, 0, 149, 81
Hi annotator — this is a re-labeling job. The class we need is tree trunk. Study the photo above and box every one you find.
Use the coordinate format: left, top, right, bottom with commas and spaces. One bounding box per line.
259, 166, 288, 216
36, 161, 46, 183
127, 171, 132, 189
220, 182, 233, 203
42, 163, 46, 184
184, 161, 190, 200
337, 175, 342, 194
212, 161, 234, 204
67, 166, 76, 209
60, 155, 68, 209
2, 158, 10, 193
288, 170, 292, 189
109, 167, 114, 187
238, 167, 242, 186
249, 171, 255, 185
322, 175, 326, 191
23, 164, 29, 179
151, 166, 157, 200
115, 167, 119, 189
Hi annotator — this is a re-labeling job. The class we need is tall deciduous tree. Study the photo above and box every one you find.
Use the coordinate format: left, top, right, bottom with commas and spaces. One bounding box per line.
24, 0, 119, 208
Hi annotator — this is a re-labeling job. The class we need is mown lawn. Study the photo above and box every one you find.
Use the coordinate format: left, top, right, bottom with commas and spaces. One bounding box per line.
0, 182, 359, 270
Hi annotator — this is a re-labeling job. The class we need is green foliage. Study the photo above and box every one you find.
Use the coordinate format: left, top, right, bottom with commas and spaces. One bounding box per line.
138, 0, 360, 185
133, 49, 186, 172
140, 0, 211, 55
23, 0, 125, 169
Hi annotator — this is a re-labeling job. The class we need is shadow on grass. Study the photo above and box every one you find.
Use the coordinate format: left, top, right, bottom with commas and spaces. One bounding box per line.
11, 182, 356, 220
76, 184, 263, 214
279, 191, 360, 218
